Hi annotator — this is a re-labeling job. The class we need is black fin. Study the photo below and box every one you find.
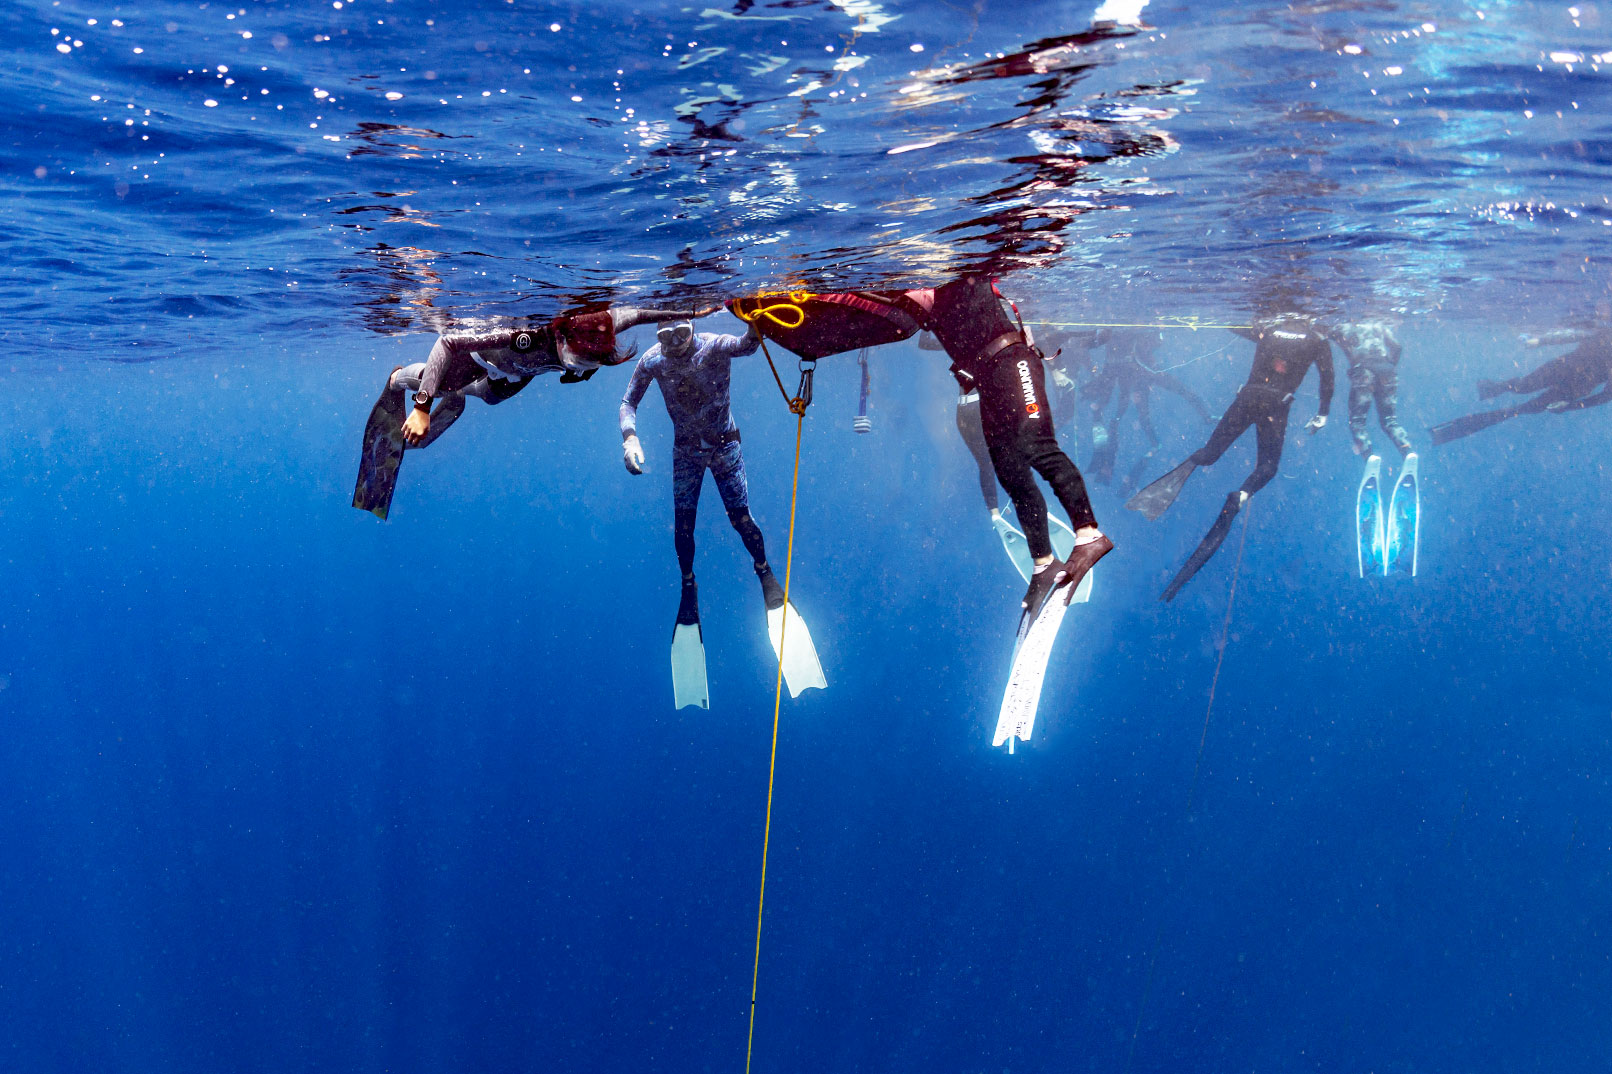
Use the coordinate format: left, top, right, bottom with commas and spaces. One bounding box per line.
352, 387, 407, 520
1126, 458, 1198, 521
1161, 492, 1243, 602
1428, 406, 1519, 447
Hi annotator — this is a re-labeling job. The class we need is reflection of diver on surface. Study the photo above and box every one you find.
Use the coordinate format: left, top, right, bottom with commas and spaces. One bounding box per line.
1128, 314, 1333, 601
1084, 329, 1212, 491
619, 319, 824, 707
1429, 327, 1612, 446
1330, 319, 1418, 578
352, 305, 702, 520
905, 279, 1111, 619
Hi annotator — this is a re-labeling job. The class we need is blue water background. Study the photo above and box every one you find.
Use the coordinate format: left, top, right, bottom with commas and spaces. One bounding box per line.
4, 0, 1612, 1071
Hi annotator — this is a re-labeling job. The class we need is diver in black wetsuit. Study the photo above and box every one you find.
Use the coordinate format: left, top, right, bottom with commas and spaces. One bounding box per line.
1429, 327, 1612, 445
1127, 313, 1334, 601
1084, 329, 1213, 489
904, 278, 1112, 614
1330, 320, 1412, 457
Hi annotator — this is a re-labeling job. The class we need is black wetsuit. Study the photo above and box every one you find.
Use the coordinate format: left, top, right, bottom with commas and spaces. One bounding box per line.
1332, 321, 1411, 457
1085, 330, 1212, 485
1192, 319, 1335, 495
1430, 330, 1612, 446
916, 277, 1096, 558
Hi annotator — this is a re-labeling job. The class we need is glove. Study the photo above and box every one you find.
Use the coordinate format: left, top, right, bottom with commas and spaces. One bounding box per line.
1052, 368, 1076, 392
1305, 414, 1327, 433
623, 434, 645, 474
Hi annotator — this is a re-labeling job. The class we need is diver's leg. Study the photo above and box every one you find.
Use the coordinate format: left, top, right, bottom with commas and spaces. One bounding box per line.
1374, 369, 1413, 455
671, 446, 708, 580
1190, 390, 1257, 467
1347, 366, 1374, 455
956, 392, 1000, 512
388, 363, 426, 393
1240, 401, 1292, 497
711, 441, 770, 568
979, 354, 1056, 558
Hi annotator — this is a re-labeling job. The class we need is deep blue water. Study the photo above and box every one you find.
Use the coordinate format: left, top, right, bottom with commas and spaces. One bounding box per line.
4, 2, 1612, 1072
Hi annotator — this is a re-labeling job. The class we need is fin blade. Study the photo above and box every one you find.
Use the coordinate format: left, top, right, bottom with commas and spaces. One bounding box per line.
995, 595, 1071, 747
1356, 455, 1385, 578
996, 518, 1035, 583
1386, 452, 1420, 577
767, 602, 826, 698
353, 389, 406, 519
1126, 459, 1196, 521
1162, 493, 1242, 602
671, 622, 710, 710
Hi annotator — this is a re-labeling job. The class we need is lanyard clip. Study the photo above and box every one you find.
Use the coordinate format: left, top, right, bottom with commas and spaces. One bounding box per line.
790, 361, 816, 416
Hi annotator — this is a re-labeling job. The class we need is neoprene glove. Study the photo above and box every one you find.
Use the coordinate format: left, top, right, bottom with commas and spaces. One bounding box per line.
1305, 415, 1327, 433
623, 435, 645, 474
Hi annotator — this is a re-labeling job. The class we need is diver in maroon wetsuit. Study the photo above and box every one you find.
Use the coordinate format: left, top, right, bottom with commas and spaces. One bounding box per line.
904, 277, 1112, 615
1127, 313, 1334, 601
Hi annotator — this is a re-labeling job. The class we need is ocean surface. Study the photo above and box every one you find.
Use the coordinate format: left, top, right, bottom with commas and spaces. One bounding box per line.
3, 1, 1611, 1071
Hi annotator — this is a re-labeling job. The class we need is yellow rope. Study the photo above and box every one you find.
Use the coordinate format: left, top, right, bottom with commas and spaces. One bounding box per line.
745, 371, 808, 1074
1025, 319, 1252, 330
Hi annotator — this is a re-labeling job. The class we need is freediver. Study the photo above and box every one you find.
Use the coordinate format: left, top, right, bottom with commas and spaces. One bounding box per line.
619, 317, 823, 706
1084, 329, 1213, 490
1127, 312, 1334, 601
352, 305, 704, 519
1330, 319, 1413, 457
904, 278, 1112, 617
1429, 322, 1612, 445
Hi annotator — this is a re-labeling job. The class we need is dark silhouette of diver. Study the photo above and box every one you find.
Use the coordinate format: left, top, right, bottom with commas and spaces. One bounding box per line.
1084, 329, 1212, 490
1127, 313, 1334, 601
1429, 327, 1612, 446
353, 305, 703, 519
904, 278, 1112, 615
1330, 319, 1413, 457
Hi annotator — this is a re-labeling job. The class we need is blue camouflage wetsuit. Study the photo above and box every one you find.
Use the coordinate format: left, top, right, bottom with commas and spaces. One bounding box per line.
620, 330, 770, 578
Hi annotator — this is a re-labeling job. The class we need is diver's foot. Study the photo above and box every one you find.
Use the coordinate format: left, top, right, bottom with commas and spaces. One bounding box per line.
1021, 559, 1069, 619
757, 564, 785, 610
677, 575, 700, 625
1477, 378, 1506, 401
1060, 533, 1114, 597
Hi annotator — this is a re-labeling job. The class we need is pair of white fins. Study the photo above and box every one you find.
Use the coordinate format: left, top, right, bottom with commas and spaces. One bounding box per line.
670, 598, 825, 710
991, 512, 1094, 753
1357, 452, 1420, 578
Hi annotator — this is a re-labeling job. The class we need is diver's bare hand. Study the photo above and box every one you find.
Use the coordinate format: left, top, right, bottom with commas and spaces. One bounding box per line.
1305, 414, 1327, 434
402, 408, 431, 445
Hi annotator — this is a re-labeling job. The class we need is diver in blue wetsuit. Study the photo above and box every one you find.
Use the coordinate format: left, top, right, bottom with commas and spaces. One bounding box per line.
621, 318, 825, 707
620, 319, 779, 615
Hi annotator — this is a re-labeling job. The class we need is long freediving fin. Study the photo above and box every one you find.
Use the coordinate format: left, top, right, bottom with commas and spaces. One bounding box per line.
1126, 458, 1198, 521
1428, 406, 1519, 446
1161, 491, 1243, 602
767, 601, 826, 698
1385, 452, 1420, 577
994, 512, 1035, 583
996, 591, 1070, 749
671, 578, 710, 709
352, 385, 407, 520
671, 622, 710, 709
1356, 454, 1386, 578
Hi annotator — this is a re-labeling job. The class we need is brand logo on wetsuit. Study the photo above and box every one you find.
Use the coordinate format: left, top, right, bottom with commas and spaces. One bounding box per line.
1016, 359, 1040, 417
1272, 329, 1306, 340
511, 330, 537, 353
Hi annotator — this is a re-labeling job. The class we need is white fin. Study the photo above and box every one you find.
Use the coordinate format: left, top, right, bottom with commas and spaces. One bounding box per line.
1386, 452, 1420, 578
767, 602, 826, 698
671, 622, 709, 710
995, 595, 1071, 748
1356, 454, 1385, 578
995, 515, 1034, 583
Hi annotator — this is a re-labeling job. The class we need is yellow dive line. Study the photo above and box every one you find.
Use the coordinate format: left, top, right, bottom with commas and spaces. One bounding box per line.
746, 339, 806, 1074
1025, 319, 1252, 330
